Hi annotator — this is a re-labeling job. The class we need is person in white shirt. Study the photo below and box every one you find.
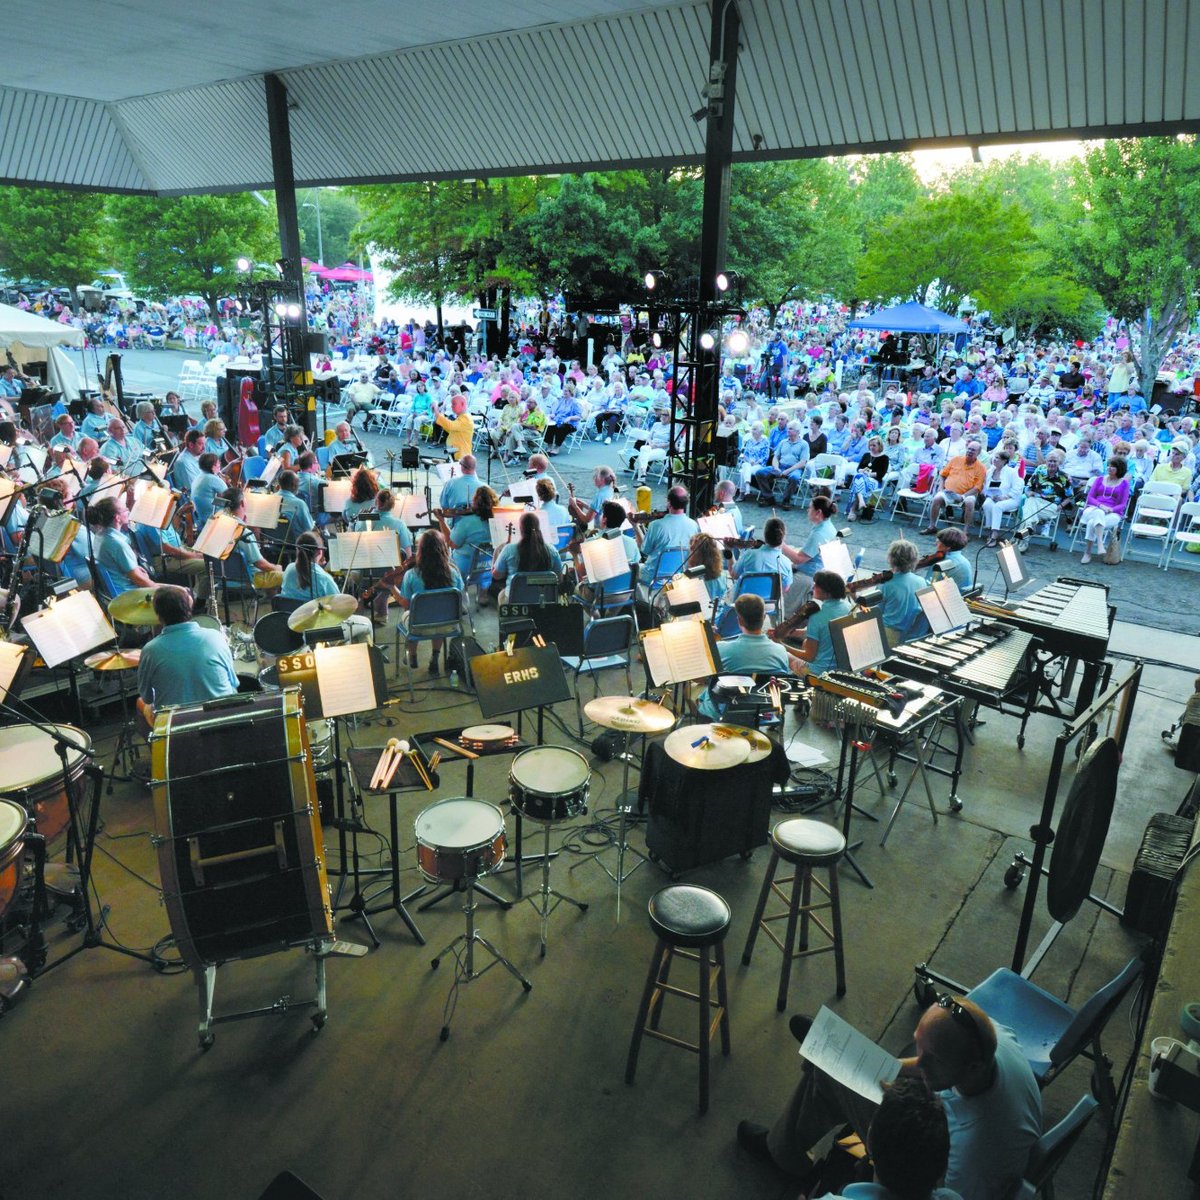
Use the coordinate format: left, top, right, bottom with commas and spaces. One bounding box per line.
343, 373, 381, 427
979, 449, 1024, 546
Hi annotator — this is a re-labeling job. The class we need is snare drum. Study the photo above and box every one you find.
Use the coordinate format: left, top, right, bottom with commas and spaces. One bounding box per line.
307, 719, 334, 773
414, 798, 506, 884
0, 799, 28, 919
0, 724, 91, 843
509, 746, 590, 823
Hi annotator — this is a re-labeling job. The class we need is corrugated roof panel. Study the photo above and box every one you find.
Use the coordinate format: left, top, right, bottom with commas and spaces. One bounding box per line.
912, 0, 953, 139
1123, 0, 1146, 123
1159, 0, 1187, 121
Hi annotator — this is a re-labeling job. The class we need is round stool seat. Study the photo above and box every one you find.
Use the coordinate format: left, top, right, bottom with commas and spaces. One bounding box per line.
772, 818, 846, 866
648, 884, 731, 948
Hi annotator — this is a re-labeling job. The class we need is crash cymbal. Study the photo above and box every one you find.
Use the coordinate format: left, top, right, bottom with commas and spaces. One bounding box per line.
584, 696, 676, 734
84, 648, 142, 672
460, 724, 517, 744
663, 724, 751, 770
107, 588, 159, 626
287, 593, 358, 632
712, 723, 773, 764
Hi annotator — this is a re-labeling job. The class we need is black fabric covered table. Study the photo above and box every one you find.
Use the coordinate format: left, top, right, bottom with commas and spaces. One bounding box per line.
638, 738, 790, 874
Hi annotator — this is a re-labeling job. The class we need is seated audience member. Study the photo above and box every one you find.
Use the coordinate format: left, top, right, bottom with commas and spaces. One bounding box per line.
737, 995, 1040, 1200
752, 421, 810, 508
1079, 456, 1131, 564
1151, 440, 1193, 490
136, 586, 238, 726
1020, 451, 1075, 538
979, 449, 1023, 547
921, 440, 986, 537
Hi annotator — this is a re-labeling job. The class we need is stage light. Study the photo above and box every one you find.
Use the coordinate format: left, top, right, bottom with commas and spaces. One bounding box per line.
236, 257, 252, 273
716, 269, 741, 294
286, 303, 302, 320
651, 332, 663, 348
699, 330, 717, 351
644, 270, 668, 293
273, 302, 287, 317
726, 329, 749, 356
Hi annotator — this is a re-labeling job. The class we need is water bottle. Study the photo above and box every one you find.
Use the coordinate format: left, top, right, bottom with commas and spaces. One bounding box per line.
449, 669, 459, 689
853, 548, 865, 571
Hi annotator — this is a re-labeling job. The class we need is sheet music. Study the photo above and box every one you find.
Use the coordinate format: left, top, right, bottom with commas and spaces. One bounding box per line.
490, 508, 552, 546
21, 590, 116, 667
843, 618, 886, 672
314, 642, 377, 718
0, 641, 28, 702
664, 573, 710, 619
507, 480, 538, 504
579, 534, 629, 584
321, 479, 352, 514
819, 540, 854, 578
257, 455, 282, 486
661, 618, 717, 682
640, 630, 672, 686
799, 1007, 900, 1104
698, 512, 737, 541
916, 586, 953, 636
243, 491, 283, 530
22, 443, 48, 473
193, 511, 242, 559
396, 494, 432, 527
144, 457, 168, 483
933, 576, 972, 629
129, 484, 175, 530
328, 530, 401, 571
34, 510, 81, 563
435, 461, 462, 483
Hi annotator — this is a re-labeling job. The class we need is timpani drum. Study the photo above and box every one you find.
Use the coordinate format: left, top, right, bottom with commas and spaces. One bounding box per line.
415, 798, 506, 885
193, 614, 222, 632
150, 688, 332, 971
508, 746, 590, 823
0, 724, 91, 843
0, 800, 29, 919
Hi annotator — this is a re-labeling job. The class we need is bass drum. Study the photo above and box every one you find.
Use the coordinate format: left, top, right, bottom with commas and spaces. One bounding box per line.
0, 723, 91, 844
150, 688, 332, 972
0, 799, 28, 918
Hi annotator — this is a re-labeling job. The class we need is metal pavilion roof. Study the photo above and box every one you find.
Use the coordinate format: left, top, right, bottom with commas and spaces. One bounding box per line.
3, 0, 1200, 194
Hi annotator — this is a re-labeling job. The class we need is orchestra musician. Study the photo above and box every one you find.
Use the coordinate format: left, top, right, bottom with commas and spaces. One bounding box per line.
872, 539, 931, 647
130, 402, 164, 451
686, 532, 728, 604
280, 530, 340, 601
637, 485, 698, 586
99, 417, 144, 472
439, 452, 481, 520
190, 453, 227, 527
490, 511, 563, 603
781, 570, 852, 677
698, 594, 794, 719
567, 465, 618, 528
434, 485, 497, 593
712, 479, 746, 537
779, 495, 840, 600
277, 470, 316, 541
391, 528, 465, 674
275, 425, 310, 468
731, 516, 793, 596
262, 405, 292, 452
136, 586, 237, 728
89, 497, 158, 599
342, 466, 379, 523
535, 478, 571, 533
930, 527, 972, 591
570, 500, 640, 602
221, 487, 283, 591
203, 418, 234, 460
330, 421, 367, 461
49, 414, 80, 451
170, 429, 206, 492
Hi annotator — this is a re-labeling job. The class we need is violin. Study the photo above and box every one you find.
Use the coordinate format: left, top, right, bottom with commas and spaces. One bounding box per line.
847, 548, 946, 594
724, 537, 764, 551
768, 599, 821, 647
359, 559, 413, 605
628, 509, 666, 526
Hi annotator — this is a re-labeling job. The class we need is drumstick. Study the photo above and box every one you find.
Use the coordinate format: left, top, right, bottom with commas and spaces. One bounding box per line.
382, 749, 404, 790
409, 750, 434, 791
370, 738, 401, 789
428, 751, 442, 773
432, 736, 479, 760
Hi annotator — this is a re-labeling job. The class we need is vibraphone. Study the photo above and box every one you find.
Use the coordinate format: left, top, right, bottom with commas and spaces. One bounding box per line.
968, 577, 1112, 715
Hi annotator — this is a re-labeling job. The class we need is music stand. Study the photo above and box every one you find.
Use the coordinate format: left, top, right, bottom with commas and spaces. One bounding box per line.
330, 452, 368, 479
277, 642, 391, 943
468, 643, 572, 895
0, 641, 33, 706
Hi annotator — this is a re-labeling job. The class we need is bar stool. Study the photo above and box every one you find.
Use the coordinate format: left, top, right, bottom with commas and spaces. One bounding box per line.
625, 884, 732, 1115
741, 818, 846, 1010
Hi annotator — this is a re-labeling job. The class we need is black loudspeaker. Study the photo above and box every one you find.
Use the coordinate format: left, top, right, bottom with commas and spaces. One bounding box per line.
301, 330, 328, 356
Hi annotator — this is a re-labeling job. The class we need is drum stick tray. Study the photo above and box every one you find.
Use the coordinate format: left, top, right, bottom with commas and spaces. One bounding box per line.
348, 746, 440, 795
412, 727, 530, 761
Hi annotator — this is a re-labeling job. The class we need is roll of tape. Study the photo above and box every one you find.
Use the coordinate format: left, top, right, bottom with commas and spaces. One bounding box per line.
1181, 1000, 1200, 1045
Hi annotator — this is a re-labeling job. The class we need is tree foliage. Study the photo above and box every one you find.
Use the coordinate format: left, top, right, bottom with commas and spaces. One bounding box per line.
298, 188, 362, 267
105, 193, 276, 317
0, 186, 108, 290
1070, 136, 1200, 386
846, 154, 924, 244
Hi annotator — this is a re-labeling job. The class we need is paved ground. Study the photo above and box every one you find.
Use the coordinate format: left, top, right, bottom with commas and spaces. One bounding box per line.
109, 345, 1200, 637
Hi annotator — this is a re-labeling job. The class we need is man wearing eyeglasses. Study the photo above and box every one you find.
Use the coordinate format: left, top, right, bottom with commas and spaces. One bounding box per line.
737, 995, 1041, 1200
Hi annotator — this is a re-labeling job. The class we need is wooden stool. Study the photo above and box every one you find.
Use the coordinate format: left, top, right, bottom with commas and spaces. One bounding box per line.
741, 818, 846, 1010
625, 884, 732, 1114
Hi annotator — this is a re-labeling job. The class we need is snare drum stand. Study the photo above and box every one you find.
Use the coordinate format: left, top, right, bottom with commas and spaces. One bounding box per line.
105, 667, 142, 793
430, 871, 531, 1041
523, 818, 588, 957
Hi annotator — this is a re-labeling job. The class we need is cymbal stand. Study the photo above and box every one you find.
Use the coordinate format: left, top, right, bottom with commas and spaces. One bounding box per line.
105, 665, 142, 792
571, 730, 648, 920
430, 871, 531, 1041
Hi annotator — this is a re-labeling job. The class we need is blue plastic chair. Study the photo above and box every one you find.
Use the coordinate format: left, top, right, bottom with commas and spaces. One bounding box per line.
1013, 1095, 1099, 1199
394, 587, 469, 698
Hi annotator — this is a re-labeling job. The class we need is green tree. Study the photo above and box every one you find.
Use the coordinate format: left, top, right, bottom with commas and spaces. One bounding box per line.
298, 188, 362, 267
847, 154, 925, 244
0, 186, 108, 291
856, 188, 1035, 315
106, 193, 276, 318
1071, 136, 1200, 388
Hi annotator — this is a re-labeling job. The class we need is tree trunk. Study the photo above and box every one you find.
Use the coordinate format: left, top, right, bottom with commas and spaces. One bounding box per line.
435, 302, 444, 350
499, 286, 511, 353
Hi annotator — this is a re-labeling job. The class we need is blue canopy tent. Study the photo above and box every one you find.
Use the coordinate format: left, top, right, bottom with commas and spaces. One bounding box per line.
847, 302, 972, 375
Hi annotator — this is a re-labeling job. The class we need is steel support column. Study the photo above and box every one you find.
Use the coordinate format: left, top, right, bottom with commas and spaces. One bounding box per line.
265, 73, 304, 297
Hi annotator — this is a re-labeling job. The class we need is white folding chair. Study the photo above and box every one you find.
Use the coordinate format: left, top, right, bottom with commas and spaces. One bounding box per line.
1161, 500, 1200, 570
1122, 490, 1180, 562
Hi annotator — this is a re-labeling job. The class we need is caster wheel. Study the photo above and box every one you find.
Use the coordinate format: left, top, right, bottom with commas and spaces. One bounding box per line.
1049, 542, 1058, 552
1003, 866, 1023, 889
913, 980, 937, 1008
439, 1026, 450, 1042
949, 796, 963, 814
522, 981, 533, 993
199, 1034, 214, 1051
579, 903, 589, 912
888, 773, 898, 789
740, 849, 752, 861
1017, 735, 1025, 750
431, 958, 440, 971
311, 1013, 326, 1032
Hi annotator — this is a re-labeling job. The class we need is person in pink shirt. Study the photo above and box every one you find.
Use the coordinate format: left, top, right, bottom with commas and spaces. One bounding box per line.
1080, 457, 1131, 563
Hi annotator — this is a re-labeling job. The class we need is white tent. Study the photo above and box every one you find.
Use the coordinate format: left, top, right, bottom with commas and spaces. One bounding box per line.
0, 302, 86, 402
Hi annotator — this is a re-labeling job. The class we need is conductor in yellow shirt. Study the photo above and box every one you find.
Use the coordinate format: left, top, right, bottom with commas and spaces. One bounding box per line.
433, 394, 475, 460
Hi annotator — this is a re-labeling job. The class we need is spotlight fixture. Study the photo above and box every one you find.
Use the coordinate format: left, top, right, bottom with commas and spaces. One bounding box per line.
651, 332, 663, 349
273, 302, 287, 318
699, 329, 717, 351
236, 257, 252, 272
716, 270, 741, 294
692, 107, 709, 123
286, 302, 303, 320
644, 269, 668, 293
726, 329, 750, 356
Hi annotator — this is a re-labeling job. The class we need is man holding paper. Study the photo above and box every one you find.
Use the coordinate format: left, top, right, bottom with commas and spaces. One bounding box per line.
738, 999, 1040, 1200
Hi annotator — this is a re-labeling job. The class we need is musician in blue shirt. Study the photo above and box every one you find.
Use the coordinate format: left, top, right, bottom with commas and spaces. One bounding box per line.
930, 527, 972, 592
136, 586, 237, 726
280, 531, 341, 601
262, 406, 291, 452
789, 571, 854, 677
357, 487, 413, 556
638, 485, 699, 583
733, 517, 793, 594
89, 497, 155, 599
277, 470, 316, 541
874, 538, 931, 646
699, 594, 792, 719
190, 454, 227, 528
438, 453, 482, 524
171, 430, 205, 493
